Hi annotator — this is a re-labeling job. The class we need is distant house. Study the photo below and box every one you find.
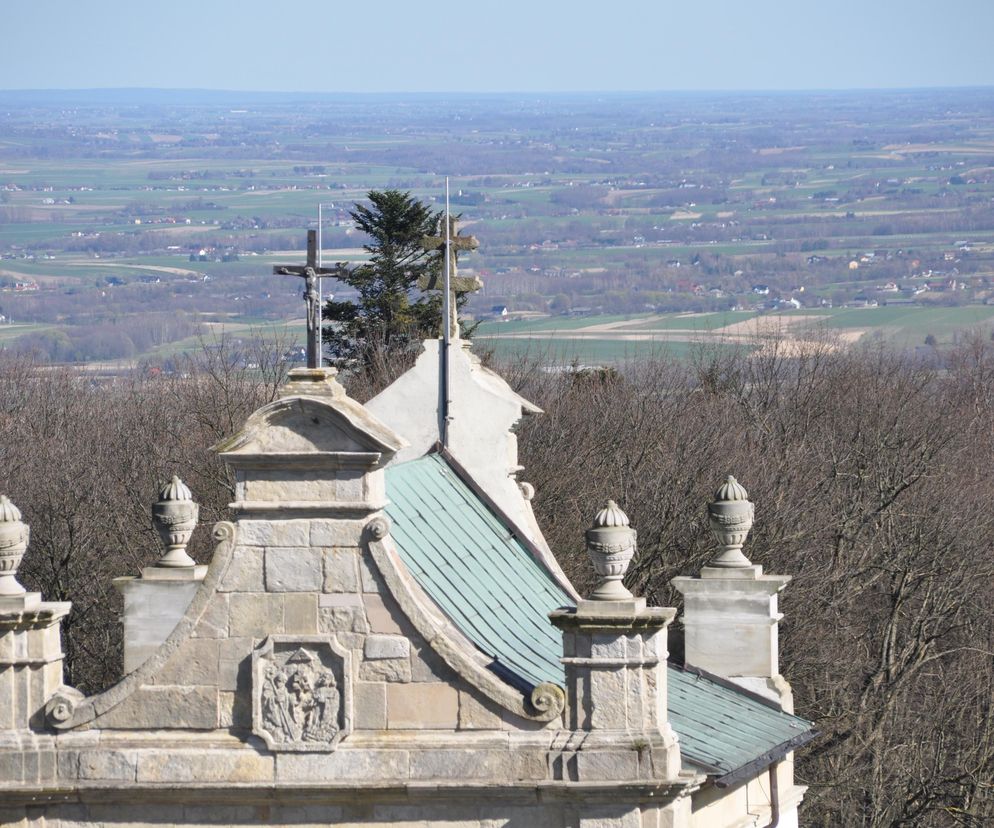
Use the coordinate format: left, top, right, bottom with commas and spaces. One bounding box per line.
751, 284, 770, 295
490, 305, 509, 319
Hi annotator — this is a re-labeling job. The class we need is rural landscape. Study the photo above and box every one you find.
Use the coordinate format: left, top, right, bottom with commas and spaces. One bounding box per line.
1, 87, 994, 365
3, 86, 994, 825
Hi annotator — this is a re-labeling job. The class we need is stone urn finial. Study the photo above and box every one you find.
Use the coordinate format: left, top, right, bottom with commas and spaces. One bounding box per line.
585, 500, 637, 601
0, 495, 29, 596
707, 476, 754, 568
152, 476, 199, 568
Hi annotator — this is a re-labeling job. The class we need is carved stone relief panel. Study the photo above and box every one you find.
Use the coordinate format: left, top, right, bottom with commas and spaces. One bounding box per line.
251, 635, 352, 752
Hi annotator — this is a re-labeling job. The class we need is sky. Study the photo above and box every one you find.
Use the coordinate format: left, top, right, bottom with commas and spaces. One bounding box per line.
2, 0, 993, 93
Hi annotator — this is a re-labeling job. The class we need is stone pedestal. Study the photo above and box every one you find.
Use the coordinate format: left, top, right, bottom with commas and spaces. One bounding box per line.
672, 566, 793, 709
0, 592, 70, 730
550, 598, 682, 783
113, 565, 207, 674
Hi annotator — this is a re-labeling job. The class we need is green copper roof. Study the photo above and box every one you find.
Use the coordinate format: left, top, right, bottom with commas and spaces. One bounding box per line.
384, 453, 815, 781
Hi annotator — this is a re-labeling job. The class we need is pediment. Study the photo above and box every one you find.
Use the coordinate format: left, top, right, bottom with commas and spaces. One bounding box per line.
214, 395, 407, 459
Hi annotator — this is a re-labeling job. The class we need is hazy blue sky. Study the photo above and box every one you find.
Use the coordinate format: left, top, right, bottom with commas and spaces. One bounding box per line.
2, 0, 993, 92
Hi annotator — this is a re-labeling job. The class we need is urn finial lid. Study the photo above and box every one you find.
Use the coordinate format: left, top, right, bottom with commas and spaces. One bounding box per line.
158, 476, 193, 502
0, 495, 22, 523
713, 476, 749, 503
593, 499, 630, 528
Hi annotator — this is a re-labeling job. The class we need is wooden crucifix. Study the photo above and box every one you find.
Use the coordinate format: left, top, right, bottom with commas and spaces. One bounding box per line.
419, 215, 483, 339
273, 230, 337, 368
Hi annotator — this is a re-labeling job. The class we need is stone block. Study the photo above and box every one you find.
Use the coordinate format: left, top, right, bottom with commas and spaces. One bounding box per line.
218, 691, 252, 730
275, 749, 408, 783
218, 546, 265, 593
577, 805, 643, 827
409, 642, 454, 683
195, 594, 229, 639
218, 637, 252, 692
354, 681, 387, 730
458, 689, 504, 730
364, 634, 410, 660
359, 657, 412, 683
77, 750, 137, 782
310, 519, 366, 548
229, 593, 284, 638
409, 748, 513, 782
96, 686, 218, 730
154, 638, 219, 687
323, 547, 360, 593
119, 579, 200, 673
364, 593, 405, 635
56, 749, 79, 781
244, 472, 338, 503
386, 682, 458, 729
589, 667, 628, 730
137, 749, 274, 783
272, 805, 345, 824
358, 550, 382, 592
284, 593, 318, 634
0, 751, 22, 783
574, 749, 640, 782
237, 519, 310, 548
318, 595, 369, 635
265, 547, 323, 592
590, 632, 630, 659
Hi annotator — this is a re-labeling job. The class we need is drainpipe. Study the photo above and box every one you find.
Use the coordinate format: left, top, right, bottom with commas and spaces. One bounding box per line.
763, 762, 780, 828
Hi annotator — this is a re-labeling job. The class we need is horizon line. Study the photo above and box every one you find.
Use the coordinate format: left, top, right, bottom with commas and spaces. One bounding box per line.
1, 85, 994, 97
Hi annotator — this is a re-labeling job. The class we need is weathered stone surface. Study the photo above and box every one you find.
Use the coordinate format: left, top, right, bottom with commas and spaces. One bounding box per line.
275, 749, 408, 783
117, 579, 200, 673
359, 657, 412, 683
265, 547, 323, 592
458, 688, 504, 730
364, 634, 410, 660
218, 637, 252, 692
387, 682, 458, 729
409, 748, 515, 781
358, 550, 382, 593
218, 546, 265, 593
318, 596, 369, 635
229, 593, 284, 638
283, 592, 318, 634
322, 547, 360, 593
354, 681, 387, 730
364, 593, 405, 635
77, 750, 137, 781
237, 519, 310, 548
96, 686, 218, 730
137, 749, 274, 783
574, 748, 641, 781
218, 689, 252, 729
577, 804, 643, 827
310, 519, 366, 548
410, 642, 455, 683
194, 593, 229, 639
251, 635, 351, 753
154, 638, 219, 687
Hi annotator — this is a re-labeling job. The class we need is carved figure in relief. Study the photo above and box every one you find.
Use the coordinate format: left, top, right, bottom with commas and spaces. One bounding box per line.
260, 648, 340, 745
305, 672, 340, 742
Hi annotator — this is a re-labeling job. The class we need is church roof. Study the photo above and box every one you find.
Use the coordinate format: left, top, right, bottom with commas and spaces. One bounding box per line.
385, 453, 816, 784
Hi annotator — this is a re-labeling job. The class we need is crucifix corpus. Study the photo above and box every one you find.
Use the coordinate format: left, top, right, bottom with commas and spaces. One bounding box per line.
273, 230, 338, 368
420, 215, 483, 339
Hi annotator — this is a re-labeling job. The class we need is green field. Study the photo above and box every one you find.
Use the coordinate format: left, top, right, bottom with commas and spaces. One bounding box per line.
474, 305, 994, 364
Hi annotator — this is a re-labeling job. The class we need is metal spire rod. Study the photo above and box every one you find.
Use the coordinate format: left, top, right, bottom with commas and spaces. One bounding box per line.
441, 177, 451, 448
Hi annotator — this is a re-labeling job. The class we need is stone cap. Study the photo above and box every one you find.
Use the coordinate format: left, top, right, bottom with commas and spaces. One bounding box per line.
549, 604, 676, 632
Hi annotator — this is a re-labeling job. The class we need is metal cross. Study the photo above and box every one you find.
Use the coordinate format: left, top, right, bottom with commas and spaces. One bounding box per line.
273, 230, 338, 368
420, 215, 483, 338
